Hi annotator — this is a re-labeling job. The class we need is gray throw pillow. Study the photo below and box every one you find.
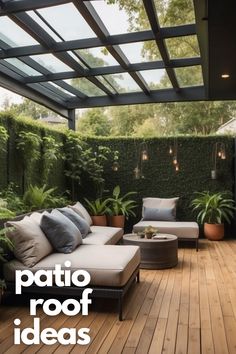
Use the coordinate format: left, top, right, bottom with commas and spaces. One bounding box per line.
143, 207, 175, 221
57, 207, 90, 238
40, 209, 82, 253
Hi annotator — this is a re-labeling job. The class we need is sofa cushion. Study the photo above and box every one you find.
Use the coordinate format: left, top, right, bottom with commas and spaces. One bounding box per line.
3, 244, 140, 287
68, 201, 92, 226
142, 197, 179, 220
83, 226, 123, 245
40, 210, 82, 253
143, 206, 175, 221
6, 216, 53, 267
57, 207, 90, 238
133, 221, 199, 239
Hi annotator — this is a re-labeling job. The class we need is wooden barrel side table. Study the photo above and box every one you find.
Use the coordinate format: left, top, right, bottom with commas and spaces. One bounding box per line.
123, 233, 178, 269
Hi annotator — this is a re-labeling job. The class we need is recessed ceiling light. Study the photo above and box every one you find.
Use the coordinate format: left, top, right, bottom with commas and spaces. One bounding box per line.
221, 74, 230, 79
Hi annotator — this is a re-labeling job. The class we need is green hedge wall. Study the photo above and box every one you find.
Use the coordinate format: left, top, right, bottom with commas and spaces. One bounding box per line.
0, 113, 66, 194
85, 136, 234, 229
0, 114, 234, 233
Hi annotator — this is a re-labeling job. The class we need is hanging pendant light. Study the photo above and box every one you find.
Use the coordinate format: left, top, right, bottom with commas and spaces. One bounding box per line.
169, 146, 173, 155
112, 161, 119, 171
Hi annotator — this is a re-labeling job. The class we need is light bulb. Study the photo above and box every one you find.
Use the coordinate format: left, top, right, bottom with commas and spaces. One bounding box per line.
173, 157, 178, 165
218, 151, 222, 157
175, 164, 179, 172
112, 162, 119, 171
141, 150, 149, 161
221, 151, 226, 159
169, 146, 173, 155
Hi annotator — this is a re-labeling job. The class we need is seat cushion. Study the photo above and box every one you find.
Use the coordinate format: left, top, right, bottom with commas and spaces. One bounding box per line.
133, 221, 199, 239
83, 226, 123, 245
4, 244, 140, 287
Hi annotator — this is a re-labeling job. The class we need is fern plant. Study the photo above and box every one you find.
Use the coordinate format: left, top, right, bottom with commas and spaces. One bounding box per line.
191, 191, 235, 224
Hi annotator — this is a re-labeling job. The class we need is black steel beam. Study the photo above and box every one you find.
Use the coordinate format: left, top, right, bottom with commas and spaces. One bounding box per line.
0, 70, 69, 117
0, 0, 71, 15
0, 25, 196, 59
74, 1, 150, 95
23, 57, 201, 84
9, 12, 114, 96
68, 109, 76, 130
143, 0, 180, 91
67, 86, 206, 109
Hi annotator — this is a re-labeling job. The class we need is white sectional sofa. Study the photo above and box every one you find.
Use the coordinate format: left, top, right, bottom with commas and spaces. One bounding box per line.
3, 206, 140, 320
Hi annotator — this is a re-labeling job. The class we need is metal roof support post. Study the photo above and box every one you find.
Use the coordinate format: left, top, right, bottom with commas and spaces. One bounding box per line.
68, 109, 76, 130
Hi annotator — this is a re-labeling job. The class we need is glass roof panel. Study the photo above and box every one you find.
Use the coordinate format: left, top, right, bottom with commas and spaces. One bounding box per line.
165, 35, 200, 59
76, 47, 119, 67
95, 76, 117, 94
37, 3, 96, 41
91, 0, 150, 35
119, 41, 161, 63
4, 58, 41, 76
27, 11, 61, 42
155, 0, 195, 27
98, 73, 142, 93
48, 82, 76, 97
175, 66, 203, 87
67, 52, 87, 69
30, 54, 73, 73
139, 69, 172, 89
0, 16, 38, 47
65, 78, 106, 97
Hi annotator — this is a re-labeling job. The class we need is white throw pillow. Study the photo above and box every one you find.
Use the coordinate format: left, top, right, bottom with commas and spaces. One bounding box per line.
6, 216, 53, 267
68, 201, 93, 226
142, 197, 179, 219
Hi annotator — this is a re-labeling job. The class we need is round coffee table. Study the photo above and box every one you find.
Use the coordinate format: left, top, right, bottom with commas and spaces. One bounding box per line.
123, 233, 178, 269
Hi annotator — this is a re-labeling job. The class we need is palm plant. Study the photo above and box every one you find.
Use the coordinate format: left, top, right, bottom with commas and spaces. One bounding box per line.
107, 185, 137, 218
191, 191, 235, 224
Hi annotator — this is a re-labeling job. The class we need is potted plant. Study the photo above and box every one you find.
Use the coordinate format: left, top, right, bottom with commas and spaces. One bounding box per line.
191, 191, 235, 240
144, 226, 158, 239
0, 227, 14, 303
107, 186, 137, 228
84, 198, 110, 226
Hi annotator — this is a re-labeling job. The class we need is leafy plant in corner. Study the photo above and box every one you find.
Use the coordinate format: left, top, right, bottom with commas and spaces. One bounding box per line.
0, 199, 15, 220
16, 131, 42, 190
191, 191, 235, 240
0, 183, 25, 214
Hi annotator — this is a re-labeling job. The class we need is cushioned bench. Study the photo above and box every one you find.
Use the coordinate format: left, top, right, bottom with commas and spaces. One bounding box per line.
133, 221, 199, 251
3, 206, 140, 320
133, 197, 200, 251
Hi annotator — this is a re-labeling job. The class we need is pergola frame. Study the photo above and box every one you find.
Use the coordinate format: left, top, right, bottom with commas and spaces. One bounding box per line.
0, 0, 207, 126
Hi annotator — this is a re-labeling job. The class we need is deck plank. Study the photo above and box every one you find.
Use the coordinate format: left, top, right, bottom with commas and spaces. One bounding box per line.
1, 240, 236, 353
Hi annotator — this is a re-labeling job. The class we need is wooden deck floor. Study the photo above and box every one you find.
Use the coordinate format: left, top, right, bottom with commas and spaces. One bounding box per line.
1, 239, 236, 354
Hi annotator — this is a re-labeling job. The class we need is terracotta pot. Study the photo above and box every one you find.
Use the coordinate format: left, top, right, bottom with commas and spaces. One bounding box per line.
91, 215, 107, 226
204, 223, 224, 240
108, 215, 125, 228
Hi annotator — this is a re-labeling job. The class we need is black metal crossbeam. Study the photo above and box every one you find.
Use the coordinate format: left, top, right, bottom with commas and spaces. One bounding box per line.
0, 0, 71, 15
0, 25, 196, 59
143, 0, 180, 91
66, 86, 206, 109
9, 11, 114, 96
74, 1, 150, 95
23, 57, 201, 84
